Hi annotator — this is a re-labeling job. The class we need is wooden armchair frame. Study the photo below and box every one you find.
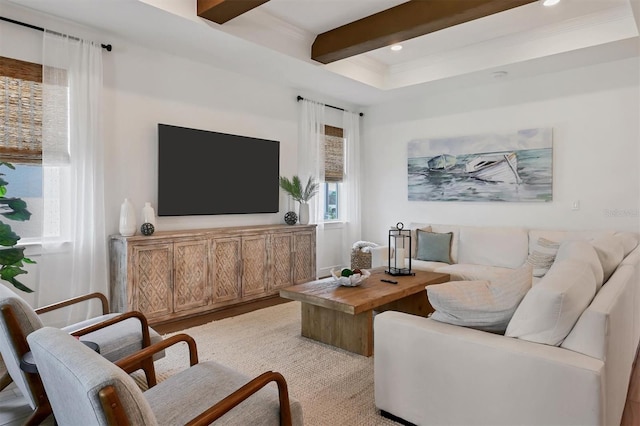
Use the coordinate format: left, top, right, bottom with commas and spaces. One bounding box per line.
99, 334, 293, 426
0, 292, 157, 425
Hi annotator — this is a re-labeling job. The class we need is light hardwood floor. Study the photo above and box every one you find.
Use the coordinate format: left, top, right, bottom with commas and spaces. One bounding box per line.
0, 383, 53, 426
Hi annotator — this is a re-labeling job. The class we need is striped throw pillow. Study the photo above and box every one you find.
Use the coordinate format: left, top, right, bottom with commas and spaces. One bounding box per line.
527, 237, 560, 277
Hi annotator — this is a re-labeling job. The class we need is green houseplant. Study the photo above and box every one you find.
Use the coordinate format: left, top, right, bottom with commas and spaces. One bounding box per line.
279, 175, 319, 225
0, 162, 35, 292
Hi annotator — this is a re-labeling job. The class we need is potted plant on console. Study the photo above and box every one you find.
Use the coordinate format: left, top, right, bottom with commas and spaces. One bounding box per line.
0, 162, 34, 292
279, 175, 318, 225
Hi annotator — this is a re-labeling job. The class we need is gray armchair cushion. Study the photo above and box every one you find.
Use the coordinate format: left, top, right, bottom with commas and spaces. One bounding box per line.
28, 327, 157, 426
62, 314, 164, 362
0, 285, 44, 408
0, 284, 164, 411
29, 327, 303, 426
145, 361, 304, 425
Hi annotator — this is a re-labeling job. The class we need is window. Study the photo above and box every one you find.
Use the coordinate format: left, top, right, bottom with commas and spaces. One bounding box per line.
323, 125, 344, 221
0, 56, 44, 242
324, 182, 339, 220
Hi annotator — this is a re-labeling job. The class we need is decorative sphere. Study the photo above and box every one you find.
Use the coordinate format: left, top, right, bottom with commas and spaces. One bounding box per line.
140, 222, 155, 236
284, 211, 298, 225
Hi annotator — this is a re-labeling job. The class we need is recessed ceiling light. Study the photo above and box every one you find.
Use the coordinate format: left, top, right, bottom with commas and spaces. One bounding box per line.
390, 44, 403, 51
541, 0, 560, 6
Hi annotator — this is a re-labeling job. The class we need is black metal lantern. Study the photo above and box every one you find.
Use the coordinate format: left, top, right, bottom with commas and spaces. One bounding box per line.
386, 222, 414, 276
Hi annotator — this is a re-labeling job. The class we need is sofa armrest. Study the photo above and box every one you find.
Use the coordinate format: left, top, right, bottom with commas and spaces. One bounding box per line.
374, 311, 604, 426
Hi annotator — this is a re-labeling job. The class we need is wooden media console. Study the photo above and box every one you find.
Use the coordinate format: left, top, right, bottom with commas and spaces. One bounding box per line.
109, 224, 316, 325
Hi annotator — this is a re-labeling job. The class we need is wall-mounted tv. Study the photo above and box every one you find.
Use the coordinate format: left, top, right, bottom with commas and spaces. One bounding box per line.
158, 124, 280, 216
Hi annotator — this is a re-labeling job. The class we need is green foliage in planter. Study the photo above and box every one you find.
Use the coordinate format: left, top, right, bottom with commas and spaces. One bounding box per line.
279, 175, 319, 203
0, 162, 35, 293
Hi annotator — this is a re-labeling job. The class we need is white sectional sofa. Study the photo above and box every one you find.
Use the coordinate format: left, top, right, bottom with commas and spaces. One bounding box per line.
373, 223, 640, 426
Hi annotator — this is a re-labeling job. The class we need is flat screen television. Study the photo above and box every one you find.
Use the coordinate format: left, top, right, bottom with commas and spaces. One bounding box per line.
158, 124, 280, 216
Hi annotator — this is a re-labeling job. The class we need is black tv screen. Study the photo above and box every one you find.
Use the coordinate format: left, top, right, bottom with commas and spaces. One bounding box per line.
158, 124, 280, 216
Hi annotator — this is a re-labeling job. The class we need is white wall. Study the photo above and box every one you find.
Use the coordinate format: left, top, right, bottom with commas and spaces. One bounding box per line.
0, 3, 357, 304
361, 57, 640, 245
102, 42, 300, 233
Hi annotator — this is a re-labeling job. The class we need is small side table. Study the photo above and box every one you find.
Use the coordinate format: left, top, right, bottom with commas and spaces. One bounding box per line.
21, 341, 100, 373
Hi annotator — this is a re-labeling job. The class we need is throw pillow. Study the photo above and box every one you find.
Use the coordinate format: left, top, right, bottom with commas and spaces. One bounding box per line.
410, 225, 432, 258
427, 263, 533, 333
526, 237, 560, 277
416, 230, 452, 264
505, 258, 596, 346
590, 236, 624, 283
554, 240, 604, 291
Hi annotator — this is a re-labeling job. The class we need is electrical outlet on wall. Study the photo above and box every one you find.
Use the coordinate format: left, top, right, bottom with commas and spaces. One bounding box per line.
572, 200, 580, 210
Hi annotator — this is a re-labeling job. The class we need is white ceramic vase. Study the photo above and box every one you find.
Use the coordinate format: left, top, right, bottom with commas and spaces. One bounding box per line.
142, 202, 156, 227
119, 198, 136, 236
298, 202, 310, 225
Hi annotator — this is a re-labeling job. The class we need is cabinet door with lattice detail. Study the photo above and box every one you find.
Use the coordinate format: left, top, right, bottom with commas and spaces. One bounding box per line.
293, 230, 316, 284
131, 243, 173, 320
210, 237, 241, 304
173, 239, 210, 313
241, 235, 268, 297
269, 232, 293, 291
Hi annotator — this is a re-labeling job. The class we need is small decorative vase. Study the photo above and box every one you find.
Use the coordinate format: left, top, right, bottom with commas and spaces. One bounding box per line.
298, 202, 310, 225
284, 211, 298, 225
119, 198, 136, 236
142, 202, 157, 228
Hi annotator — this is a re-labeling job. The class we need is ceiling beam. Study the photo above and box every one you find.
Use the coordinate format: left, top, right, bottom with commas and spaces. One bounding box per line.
312, 0, 538, 64
197, 0, 270, 24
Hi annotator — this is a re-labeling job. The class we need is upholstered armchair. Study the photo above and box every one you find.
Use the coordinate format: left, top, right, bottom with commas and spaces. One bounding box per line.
0, 285, 163, 425
28, 327, 304, 425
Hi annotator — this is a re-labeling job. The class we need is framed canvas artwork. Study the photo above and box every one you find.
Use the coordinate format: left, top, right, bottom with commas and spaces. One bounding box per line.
408, 128, 553, 202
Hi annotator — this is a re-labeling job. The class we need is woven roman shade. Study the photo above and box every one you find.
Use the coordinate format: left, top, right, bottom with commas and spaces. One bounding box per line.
325, 125, 344, 182
0, 56, 43, 164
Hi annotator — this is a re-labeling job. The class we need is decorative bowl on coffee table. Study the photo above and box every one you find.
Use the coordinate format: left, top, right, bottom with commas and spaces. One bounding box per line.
330, 268, 371, 287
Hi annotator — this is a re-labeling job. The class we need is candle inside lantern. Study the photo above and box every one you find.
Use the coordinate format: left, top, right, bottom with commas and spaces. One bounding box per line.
395, 248, 405, 267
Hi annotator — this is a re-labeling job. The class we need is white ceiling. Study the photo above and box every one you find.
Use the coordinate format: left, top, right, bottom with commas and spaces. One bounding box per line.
4, 0, 640, 107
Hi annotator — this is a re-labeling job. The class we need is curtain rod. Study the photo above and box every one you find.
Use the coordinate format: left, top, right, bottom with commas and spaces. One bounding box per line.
296, 95, 363, 117
0, 16, 112, 51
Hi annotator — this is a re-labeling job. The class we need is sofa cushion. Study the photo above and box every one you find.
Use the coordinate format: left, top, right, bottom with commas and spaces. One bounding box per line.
554, 240, 604, 291
505, 258, 597, 346
416, 230, 452, 264
427, 264, 532, 332
613, 232, 639, 257
591, 236, 624, 282
526, 237, 560, 277
528, 230, 615, 254
410, 259, 450, 272
433, 264, 515, 282
458, 226, 528, 269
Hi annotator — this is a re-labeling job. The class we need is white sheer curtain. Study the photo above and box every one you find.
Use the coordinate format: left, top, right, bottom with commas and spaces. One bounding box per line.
298, 100, 325, 277
37, 31, 107, 324
341, 110, 362, 265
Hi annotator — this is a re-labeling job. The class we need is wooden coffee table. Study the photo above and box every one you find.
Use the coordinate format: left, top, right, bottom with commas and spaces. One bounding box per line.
279, 268, 450, 356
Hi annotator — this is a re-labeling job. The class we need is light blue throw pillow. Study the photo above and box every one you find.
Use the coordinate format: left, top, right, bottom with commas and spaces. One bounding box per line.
416, 230, 453, 264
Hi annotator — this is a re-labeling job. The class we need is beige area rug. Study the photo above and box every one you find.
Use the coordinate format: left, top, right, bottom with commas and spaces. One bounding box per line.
153, 301, 399, 426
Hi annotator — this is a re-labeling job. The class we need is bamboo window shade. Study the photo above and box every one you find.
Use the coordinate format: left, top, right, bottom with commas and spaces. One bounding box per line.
324, 125, 344, 182
0, 56, 43, 164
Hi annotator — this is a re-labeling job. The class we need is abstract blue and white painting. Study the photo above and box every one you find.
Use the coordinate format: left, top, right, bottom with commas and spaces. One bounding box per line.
408, 128, 553, 202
